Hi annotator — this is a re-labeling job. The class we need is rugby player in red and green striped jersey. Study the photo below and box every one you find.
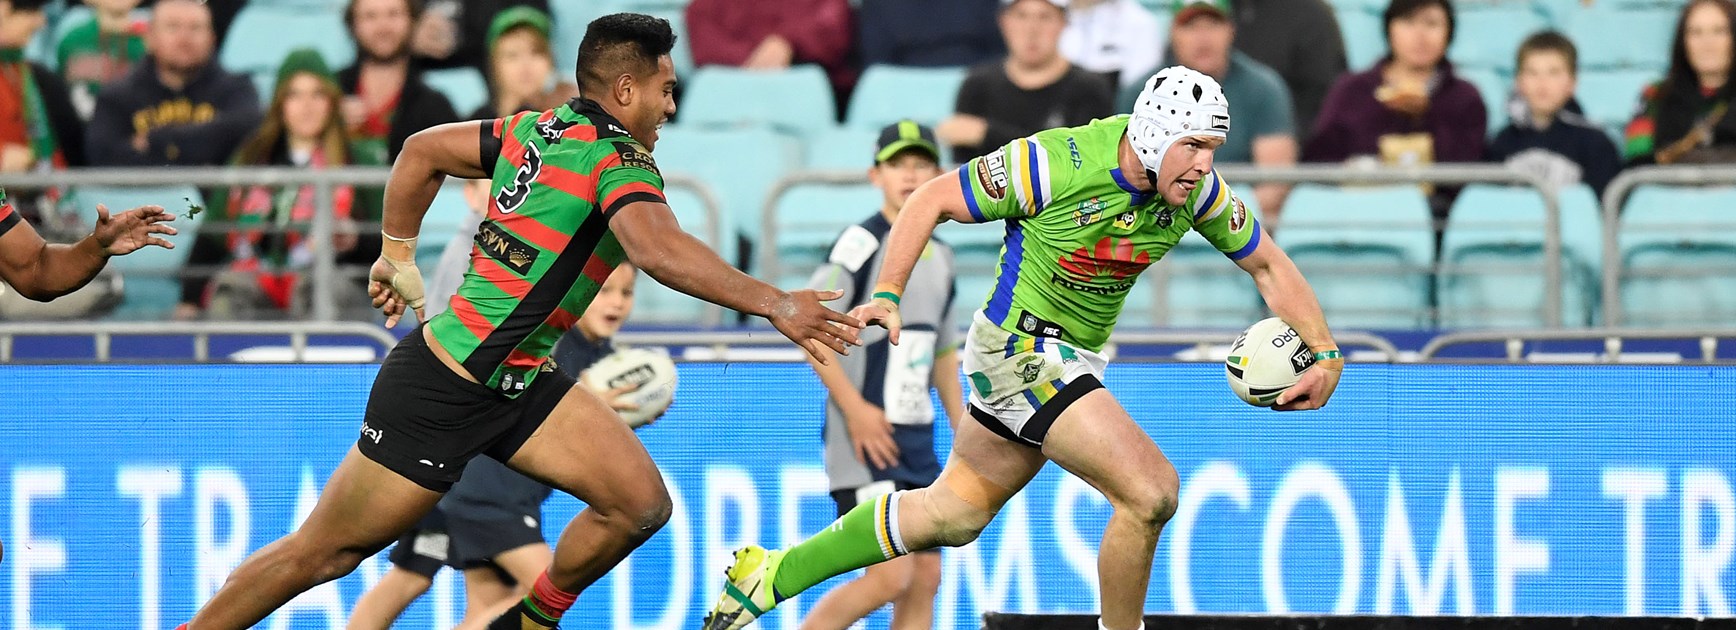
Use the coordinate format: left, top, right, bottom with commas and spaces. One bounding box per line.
180, 13, 864, 630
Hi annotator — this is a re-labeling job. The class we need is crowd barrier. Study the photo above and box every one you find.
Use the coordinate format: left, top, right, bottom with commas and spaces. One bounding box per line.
2, 362, 1731, 628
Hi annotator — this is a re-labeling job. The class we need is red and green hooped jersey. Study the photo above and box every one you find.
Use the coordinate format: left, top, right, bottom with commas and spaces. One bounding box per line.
0, 189, 20, 237
427, 98, 665, 396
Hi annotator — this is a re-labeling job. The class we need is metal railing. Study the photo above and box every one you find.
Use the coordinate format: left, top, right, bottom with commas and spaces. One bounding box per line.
0, 321, 399, 362
0, 168, 728, 324
1599, 166, 1736, 327
1419, 328, 1736, 362
760, 164, 1561, 326
617, 329, 1403, 362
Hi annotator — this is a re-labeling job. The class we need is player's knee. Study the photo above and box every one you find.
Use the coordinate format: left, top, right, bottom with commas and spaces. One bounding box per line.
908, 555, 942, 596
615, 486, 673, 543
921, 497, 994, 548
281, 533, 374, 584
1119, 466, 1179, 530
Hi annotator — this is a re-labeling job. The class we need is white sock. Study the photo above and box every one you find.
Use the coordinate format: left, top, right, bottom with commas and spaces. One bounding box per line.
1100, 621, 1144, 630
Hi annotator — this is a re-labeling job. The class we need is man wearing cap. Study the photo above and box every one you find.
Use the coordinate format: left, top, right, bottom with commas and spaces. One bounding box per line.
940, 0, 1114, 160
1122, 0, 1297, 222
797, 120, 963, 630
708, 66, 1342, 630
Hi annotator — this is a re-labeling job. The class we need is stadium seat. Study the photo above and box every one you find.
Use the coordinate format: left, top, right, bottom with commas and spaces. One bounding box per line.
1565, 8, 1677, 71
1618, 185, 1736, 326
220, 6, 355, 79
1275, 184, 1436, 329
1438, 184, 1599, 327
652, 124, 801, 266
414, 183, 477, 270
557, 2, 694, 77
951, 270, 998, 329
1448, 9, 1546, 74
71, 186, 204, 319
1338, 11, 1387, 71
1154, 236, 1264, 327
1575, 69, 1655, 136
1458, 68, 1511, 137
679, 66, 836, 133
764, 182, 883, 288
804, 126, 880, 171
846, 65, 968, 130
423, 68, 489, 119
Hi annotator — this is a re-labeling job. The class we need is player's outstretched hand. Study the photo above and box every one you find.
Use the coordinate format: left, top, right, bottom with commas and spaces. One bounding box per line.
769, 289, 863, 366
368, 256, 427, 328
1274, 357, 1343, 411
847, 296, 904, 346
94, 204, 177, 256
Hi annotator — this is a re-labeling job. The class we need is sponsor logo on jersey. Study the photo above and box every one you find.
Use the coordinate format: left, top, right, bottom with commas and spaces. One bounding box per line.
1017, 312, 1069, 339
536, 116, 577, 144
475, 220, 541, 274
1067, 136, 1082, 169
1052, 236, 1152, 294
616, 144, 660, 176
976, 152, 1009, 201
1116, 211, 1139, 230
1154, 207, 1175, 229
1072, 197, 1106, 226
494, 142, 543, 214
1230, 196, 1248, 232
1289, 344, 1316, 375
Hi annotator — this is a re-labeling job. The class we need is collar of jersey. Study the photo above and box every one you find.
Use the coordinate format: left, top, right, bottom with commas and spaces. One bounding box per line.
1109, 167, 1155, 205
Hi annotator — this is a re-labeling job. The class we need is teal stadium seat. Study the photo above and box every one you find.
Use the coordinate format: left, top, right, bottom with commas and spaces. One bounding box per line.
1275, 185, 1436, 328
680, 66, 837, 133
765, 183, 883, 288
71, 186, 203, 319
414, 183, 476, 270
804, 126, 880, 170
422, 68, 489, 118
1448, 9, 1546, 74
1438, 184, 1600, 328
220, 7, 354, 80
555, 3, 694, 77
846, 66, 968, 130
1338, 11, 1386, 71
1575, 69, 1655, 139
1618, 186, 1736, 326
1566, 8, 1677, 71
1153, 192, 1266, 327
652, 124, 801, 266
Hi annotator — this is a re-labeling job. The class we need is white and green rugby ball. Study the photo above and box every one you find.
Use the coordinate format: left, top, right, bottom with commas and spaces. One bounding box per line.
1226, 317, 1316, 407
582, 347, 678, 428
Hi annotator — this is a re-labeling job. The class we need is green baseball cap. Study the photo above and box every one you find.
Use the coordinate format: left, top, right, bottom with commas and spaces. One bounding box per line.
486, 6, 553, 52
1172, 0, 1232, 23
875, 120, 941, 164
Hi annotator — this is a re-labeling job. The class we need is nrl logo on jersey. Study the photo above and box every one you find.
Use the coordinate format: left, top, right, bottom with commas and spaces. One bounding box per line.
976, 151, 1009, 201
1072, 197, 1106, 226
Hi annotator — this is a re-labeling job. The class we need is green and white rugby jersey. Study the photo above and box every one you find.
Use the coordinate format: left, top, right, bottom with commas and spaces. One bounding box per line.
958, 115, 1261, 352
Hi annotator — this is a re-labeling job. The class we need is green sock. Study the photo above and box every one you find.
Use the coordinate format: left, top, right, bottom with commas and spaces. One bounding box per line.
772, 492, 908, 598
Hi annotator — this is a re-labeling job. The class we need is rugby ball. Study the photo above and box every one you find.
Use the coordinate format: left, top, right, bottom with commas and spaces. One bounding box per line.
1225, 317, 1315, 407
582, 347, 678, 428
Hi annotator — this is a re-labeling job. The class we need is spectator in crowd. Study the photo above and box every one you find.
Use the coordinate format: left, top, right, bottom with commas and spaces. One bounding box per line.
340, 0, 458, 167
1060, 0, 1164, 91
134, 0, 243, 49
1232, 0, 1345, 134
686, 0, 857, 104
1304, 0, 1484, 171
1488, 32, 1622, 196
859, 0, 1004, 68
1624, 0, 1736, 165
176, 50, 359, 321
56, 0, 147, 120
410, 0, 548, 71
471, 6, 576, 120
84, 0, 260, 167
1128, 0, 1295, 223
2, 0, 84, 183
941, 0, 1114, 159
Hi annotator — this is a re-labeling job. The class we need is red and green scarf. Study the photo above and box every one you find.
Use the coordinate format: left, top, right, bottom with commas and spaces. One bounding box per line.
0, 48, 66, 170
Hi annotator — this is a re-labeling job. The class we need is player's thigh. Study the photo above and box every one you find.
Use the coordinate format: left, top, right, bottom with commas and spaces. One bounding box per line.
504, 384, 667, 512
944, 410, 1048, 500
1039, 389, 1177, 509
297, 447, 442, 550
489, 542, 553, 587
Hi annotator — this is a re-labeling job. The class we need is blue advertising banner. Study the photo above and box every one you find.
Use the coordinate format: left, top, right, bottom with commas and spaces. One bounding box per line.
1, 363, 1732, 629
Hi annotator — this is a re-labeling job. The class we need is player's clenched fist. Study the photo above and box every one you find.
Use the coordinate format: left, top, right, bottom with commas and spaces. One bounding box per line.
768, 289, 863, 366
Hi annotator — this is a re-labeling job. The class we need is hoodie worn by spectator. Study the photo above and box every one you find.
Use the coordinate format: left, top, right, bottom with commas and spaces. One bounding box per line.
686, 0, 859, 95
859, 0, 1005, 67
1489, 96, 1622, 196
1303, 60, 1486, 165
84, 55, 261, 166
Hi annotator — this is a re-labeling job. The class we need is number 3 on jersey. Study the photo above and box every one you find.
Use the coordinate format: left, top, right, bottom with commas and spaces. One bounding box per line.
494, 143, 543, 214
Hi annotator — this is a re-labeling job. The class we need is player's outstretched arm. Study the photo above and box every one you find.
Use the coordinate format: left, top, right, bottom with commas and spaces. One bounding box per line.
848, 170, 977, 344
0, 204, 176, 302
612, 200, 863, 364
371, 121, 493, 326
1232, 230, 1343, 411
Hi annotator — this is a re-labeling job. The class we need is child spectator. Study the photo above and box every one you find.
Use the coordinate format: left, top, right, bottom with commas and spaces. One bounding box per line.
1487, 31, 1622, 196
56, 0, 146, 120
